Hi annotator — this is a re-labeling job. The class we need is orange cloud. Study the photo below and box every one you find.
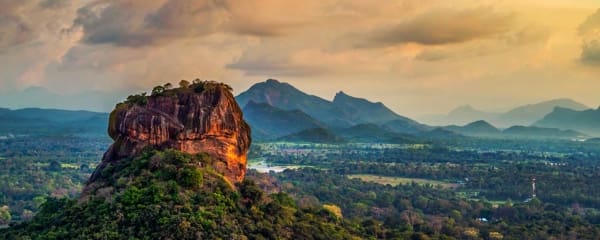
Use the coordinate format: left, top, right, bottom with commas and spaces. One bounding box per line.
366, 7, 513, 46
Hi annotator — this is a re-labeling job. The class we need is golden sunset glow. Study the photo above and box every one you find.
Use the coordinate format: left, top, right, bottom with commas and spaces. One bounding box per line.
0, 0, 599, 118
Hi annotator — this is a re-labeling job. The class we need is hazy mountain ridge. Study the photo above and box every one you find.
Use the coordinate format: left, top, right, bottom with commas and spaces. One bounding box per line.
242, 101, 326, 140
444, 120, 501, 137
236, 79, 347, 126
534, 107, 600, 137
0, 107, 108, 135
278, 128, 347, 143
421, 99, 590, 128
0, 80, 593, 142
236, 79, 426, 131
443, 120, 587, 139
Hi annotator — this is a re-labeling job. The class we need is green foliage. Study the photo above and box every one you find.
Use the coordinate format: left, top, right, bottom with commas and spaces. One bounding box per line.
124, 92, 148, 106
151, 85, 165, 96
190, 80, 233, 93
0, 206, 11, 224
0, 134, 107, 222
1, 150, 358, 239
237, 180, 263, 207
179, 80, 190, 88
274, 167, 600, 239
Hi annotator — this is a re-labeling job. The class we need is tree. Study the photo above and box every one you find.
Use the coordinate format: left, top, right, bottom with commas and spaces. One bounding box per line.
179, 80, 190, 88
163, 83, 173, 89
238, 180, 263, 207
0, 206, 11, 224
322, 204, 343, 218
48, 160, 62, 172
152, 85, 165, 96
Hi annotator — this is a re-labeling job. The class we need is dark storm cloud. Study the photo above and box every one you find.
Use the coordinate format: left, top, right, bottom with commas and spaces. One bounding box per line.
366, 8, 513, 46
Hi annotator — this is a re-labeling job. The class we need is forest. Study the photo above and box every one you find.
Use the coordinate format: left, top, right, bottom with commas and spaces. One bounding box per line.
3, 132, 600, 239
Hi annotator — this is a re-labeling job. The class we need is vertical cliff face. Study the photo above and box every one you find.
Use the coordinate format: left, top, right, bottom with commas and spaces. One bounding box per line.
84, 82, 251, 196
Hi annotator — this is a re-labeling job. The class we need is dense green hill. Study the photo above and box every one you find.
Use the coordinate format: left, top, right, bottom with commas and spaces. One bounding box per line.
331, 91, 418, 126
333, 123, 418, 143
242, 101, 326, 140
278, 128, 346, 143
0, 150, 358, 239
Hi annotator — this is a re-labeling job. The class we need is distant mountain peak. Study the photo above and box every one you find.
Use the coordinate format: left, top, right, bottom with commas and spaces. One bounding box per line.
465, 120, 496, 128
333, 91, 353, 101
237, 79, 426, 133
265, 78, 280, 83
335, 91, 348, 97
333, 91, 380, 105
449, 104, 481, 113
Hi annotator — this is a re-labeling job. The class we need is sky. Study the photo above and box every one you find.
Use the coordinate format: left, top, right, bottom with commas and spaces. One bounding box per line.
0, 0, 599, 118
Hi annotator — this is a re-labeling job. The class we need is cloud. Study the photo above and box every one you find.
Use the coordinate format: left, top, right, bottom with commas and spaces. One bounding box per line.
414, 50, 449, 61
579, 8, 600, 34
581, 40, 600, 64
227, 47, 327, 77
72, 0, 316, 47
39, 0, 69, 9
0, 1, 36, 49
222, 0, 321, 37
579, 8, 600, 65
366, 8, 513, 46
72, 0, 228, 47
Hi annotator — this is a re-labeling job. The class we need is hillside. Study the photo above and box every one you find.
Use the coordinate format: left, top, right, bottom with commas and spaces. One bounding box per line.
0, 108, 108, 135
502, 126, 586, 139
278, 128, 346, 143
0, 81, 358, 239
333, 123, 418, 143
423, 99, 590, 127
236, 79, 346, 126
499, 98, 589, 127
331, 91, 413, 125
534, 107, 600, 136
236, 79, 425, 132
445, 120, 500, 137
1, 150, 357, 239
242, 101, 326, 140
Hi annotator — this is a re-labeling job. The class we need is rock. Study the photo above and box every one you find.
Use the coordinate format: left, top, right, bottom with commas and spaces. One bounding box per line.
83, 81, 251, 196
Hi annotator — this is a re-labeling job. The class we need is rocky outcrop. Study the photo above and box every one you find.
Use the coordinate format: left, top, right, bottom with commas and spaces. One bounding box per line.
84, 81, 251, 196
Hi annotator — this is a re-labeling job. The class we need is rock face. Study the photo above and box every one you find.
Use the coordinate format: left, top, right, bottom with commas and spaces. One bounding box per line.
85, 82, 251, 195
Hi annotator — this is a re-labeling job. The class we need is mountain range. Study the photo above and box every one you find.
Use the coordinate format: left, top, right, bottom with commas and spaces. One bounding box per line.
236, 79, 590, 142
1, 79, 595, 142
0, 107, 108, 135
236, 79, 425, 128
444, 120, 587, 139
421, 99, 590, 128
236, 79, 428, 141
534, 107, 600, 136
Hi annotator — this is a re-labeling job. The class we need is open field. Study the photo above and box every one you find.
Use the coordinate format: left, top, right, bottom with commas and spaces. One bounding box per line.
347, 174, 458, 188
